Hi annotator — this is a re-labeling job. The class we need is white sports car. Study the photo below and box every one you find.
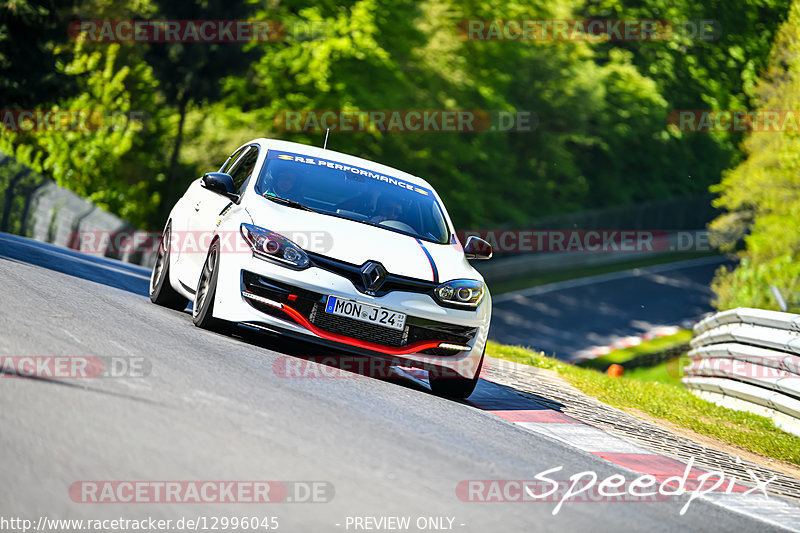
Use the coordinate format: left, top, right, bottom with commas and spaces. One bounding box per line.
149, 138, 493, 398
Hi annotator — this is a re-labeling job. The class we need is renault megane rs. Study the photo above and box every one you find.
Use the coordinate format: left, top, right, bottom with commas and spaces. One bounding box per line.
149, 138, 492, 398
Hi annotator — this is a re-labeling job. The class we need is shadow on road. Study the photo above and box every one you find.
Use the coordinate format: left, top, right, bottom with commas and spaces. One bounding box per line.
0, 232, 151, 296
0, 232, 563, 409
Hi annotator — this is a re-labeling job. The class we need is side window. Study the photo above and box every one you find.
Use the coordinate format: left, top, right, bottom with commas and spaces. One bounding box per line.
228, 146, 260, 193
220, 147, 244, 174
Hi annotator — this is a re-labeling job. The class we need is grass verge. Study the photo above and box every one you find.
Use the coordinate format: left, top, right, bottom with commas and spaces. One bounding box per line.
578, 329, 692, 387
580, 329, 692, 367
486, 340, 800, 466
621, 362, 685, 388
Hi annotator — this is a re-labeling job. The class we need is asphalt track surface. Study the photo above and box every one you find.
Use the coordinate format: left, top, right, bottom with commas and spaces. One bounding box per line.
0, 233, 793, 532
490, 256, 727, 360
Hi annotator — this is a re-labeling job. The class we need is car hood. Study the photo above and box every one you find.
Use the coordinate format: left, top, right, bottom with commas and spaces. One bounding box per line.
245, 198, 480, 283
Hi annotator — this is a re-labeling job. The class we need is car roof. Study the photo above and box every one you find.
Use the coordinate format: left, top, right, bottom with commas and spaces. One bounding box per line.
248, 138, 435, 191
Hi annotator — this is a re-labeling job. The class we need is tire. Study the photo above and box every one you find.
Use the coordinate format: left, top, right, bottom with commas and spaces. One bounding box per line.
429, 350, 484, 399
192, 239, 227, 331
150, 222, 189, 310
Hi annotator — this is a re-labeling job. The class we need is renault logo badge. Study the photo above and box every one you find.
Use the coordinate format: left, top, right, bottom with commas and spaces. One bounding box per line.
360, 261, 387, 294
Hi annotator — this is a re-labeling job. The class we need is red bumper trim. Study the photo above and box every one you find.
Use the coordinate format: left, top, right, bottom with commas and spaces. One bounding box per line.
281, 304, 446, 356
242, 291, 453, 356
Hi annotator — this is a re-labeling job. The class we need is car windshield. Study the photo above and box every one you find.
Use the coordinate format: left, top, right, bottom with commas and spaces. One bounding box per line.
255, 150, 451, 244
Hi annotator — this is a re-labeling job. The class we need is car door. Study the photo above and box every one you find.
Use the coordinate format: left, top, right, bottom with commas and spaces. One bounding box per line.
171, 147, 245, 278
180, 145, 260, 290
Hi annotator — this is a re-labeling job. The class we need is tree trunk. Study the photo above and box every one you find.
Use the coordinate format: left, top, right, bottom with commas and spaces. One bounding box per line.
160, 92, 190, 220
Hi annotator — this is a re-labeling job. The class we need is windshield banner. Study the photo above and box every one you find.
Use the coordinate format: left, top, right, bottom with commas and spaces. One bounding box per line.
266, 150, 432, 196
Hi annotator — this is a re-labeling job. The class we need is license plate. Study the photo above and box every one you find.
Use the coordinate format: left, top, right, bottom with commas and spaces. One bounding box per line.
325, 296, 407, 331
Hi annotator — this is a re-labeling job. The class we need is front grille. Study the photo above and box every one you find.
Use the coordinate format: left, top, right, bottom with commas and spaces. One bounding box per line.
242, 270, 477, 354
309, 303, 407, 346
308, 302, 476, 352
308, 252, 437, 297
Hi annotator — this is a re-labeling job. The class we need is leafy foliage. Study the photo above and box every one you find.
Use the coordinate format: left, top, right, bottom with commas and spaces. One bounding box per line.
710, 0, 800, 310
0, 0, 793, 234
0, 0, 78, 106
0, 42, 163, 226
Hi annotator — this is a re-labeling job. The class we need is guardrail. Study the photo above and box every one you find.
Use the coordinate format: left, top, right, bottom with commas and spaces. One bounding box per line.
685, 307, 800, 436
471, 193, 719, 284
0, 151, 155, 268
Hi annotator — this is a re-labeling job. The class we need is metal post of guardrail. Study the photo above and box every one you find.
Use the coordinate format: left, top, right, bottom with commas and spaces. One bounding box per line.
771, 286, 789, 313
18, 177, 50, 237
67, 205, 97, 249
1, 168, 32, 233
685, 307, 800, 436
0, 155, 10, 215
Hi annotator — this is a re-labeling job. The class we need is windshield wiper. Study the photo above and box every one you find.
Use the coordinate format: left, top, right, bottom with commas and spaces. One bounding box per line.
263, 194, 317, 212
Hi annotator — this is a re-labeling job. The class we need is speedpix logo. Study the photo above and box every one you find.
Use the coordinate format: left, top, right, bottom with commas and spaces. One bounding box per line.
457, 457, 775, 516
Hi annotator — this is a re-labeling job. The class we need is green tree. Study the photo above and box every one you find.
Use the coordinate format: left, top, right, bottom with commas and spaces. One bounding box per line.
0, 42, 162, 227
578, 0, 791, 207
143, 0, 260, 219
3, 0, 793, 235
0, 0, 78, 107
213, 0, 672, 228
709, 0, 800, 310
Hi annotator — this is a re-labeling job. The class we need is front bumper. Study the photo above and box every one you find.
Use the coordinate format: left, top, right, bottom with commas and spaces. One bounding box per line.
211, 251, 490, 379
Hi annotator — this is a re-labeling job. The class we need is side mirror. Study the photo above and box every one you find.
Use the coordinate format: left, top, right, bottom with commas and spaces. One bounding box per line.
463, 235, 492, 260
201, 172, 239, 201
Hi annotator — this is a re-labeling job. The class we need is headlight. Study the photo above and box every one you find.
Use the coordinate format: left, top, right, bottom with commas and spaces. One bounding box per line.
435, 279, 485, 308
240, 223, 309, 269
